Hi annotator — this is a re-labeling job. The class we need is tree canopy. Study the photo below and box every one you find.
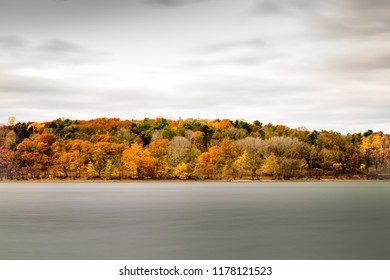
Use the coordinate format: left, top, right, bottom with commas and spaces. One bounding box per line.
0, 117, 389, 180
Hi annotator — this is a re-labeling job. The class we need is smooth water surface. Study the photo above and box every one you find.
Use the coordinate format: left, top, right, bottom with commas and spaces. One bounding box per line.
0, 181, 389, 259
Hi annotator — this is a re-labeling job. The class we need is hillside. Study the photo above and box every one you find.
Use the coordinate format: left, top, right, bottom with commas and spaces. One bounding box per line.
0, 117, 389, 181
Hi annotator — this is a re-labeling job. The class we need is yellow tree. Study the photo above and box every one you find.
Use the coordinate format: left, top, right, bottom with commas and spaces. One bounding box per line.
148, 139, 170, 178
262, 152, 280, 179
122, 143, 157, 179
234, 137, 267, 179
232, 151, 249, 179
89, 142, 107, 178
52, 139, 91, 179
198, 140, 238, 179
172, 162, 190, 180
360, 132, 390, 175
7, 116, 17, 126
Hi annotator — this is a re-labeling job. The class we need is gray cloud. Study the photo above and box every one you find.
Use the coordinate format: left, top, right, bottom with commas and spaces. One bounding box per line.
252, 0, 390, 38
197, 37, 267, 53
300, 44, 390, 74
34, 39, 88, 56
33, 39, 92, 64
252, 0, 322, 16
312, 0, 390, 39
1, 68, 388, 133
253, 0, 297, 15
328, 50, 390, 72
0, 73, 88, 121
181, 54, 277, 68
0, 35, 27, 50
0, 73, 68, 95
142, 0, 208, 7
0, 35, 98, 69
183, 37, 278, 68
170, 70, 390, 132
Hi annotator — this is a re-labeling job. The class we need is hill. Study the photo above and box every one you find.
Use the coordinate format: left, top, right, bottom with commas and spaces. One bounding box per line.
0, 118, 389, 181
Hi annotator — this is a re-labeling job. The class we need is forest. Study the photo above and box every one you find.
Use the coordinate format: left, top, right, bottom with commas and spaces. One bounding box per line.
0, 117, 389, 181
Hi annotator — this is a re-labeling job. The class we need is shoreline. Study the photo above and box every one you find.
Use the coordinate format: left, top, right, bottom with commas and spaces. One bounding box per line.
1, 178, 389, 184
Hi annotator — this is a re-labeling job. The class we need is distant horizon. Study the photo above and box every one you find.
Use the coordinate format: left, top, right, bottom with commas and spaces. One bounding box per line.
2, 115, 387, 136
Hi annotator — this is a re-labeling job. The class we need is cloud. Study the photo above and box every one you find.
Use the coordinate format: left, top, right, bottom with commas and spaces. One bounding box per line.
181, 54, 277, 68
253, 0, 296, 15
0, 35, 27, 50
0, 1, 388, 134
197, 37, 267, 53
0, 35, 93, 62
308, 0, 390, 39
326, 49, 390, 72
182, 36, 278, 68
251, 0, 390, 38
33, 39, 92, 64
0, 71, 88, 121
166, 68, 389, 133
1, 66, 388, 134
296, 41, 390, 75
0, 36, 105, 122
252, 0, 321, 16
142, 0, 208, 7
0, 35, 99, 71
34, 39, 88, 56
0, 73, 68, 95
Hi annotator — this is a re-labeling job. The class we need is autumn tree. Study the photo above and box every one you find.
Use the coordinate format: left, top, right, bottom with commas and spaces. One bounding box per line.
148, 139, 170, 178
168, 136, 191, 173
28, 122, 46, 135
0, 116, 388, 181
4, 130, 17, 151
25, 133, 57, 178
16, 138, 36, 179
232, 151, 249, 179
234, 137, 267, 179
265, 136, 309, 179
122, 143, 157, 179
360, 132, 390, 176
52, 139, 92, 179
7, 116, 17, 126
172, 162, 190, 180
198, 140, 238, 179
188, 130, 205, 151
222, 127, 249, 140
87, 136, 125, 179
262, 152, 280, 179
0, 146, 15, 179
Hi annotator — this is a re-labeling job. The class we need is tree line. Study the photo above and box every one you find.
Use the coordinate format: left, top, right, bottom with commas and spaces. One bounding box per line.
0, 117, 389, 180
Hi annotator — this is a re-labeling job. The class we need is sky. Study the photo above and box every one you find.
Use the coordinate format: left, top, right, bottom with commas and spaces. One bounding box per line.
0, 0, 389, 134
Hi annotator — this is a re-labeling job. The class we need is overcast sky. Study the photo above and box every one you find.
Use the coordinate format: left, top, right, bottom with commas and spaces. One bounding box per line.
0, 0, 389, 134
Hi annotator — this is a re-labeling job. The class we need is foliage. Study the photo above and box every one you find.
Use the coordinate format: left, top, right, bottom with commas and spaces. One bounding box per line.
0, 117, 389, 180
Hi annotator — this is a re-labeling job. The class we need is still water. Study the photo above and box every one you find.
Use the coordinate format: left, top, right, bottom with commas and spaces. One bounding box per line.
0, 181, 389, 259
